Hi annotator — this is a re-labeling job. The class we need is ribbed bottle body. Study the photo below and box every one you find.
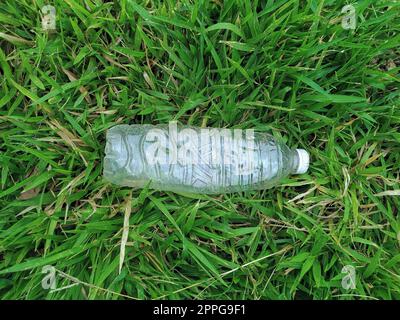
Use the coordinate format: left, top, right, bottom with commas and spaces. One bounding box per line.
104, 124, 304, 194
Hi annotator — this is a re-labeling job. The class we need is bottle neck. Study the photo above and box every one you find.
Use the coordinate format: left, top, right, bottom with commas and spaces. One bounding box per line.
292, 149, 309, 174
291, 150, 300, 173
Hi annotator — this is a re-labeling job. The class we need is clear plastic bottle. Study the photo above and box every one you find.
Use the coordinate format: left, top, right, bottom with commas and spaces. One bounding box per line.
103, 124, 310, 194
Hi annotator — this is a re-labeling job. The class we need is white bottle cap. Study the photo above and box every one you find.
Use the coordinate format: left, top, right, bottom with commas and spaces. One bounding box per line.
295, 149, 310, 174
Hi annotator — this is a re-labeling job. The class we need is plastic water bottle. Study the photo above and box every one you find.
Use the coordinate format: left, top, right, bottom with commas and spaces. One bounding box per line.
103, 123, 310, 194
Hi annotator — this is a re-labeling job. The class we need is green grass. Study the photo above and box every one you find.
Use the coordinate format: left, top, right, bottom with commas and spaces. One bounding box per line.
0, 0, 399, 300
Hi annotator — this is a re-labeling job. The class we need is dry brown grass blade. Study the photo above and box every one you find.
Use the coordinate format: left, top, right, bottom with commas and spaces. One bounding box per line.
18, 168, 41, 200
61, 68, 92, 104
18, 188, 40, 200
0, 32, 34, 45
119, 193, 132, 274
47, 119, 88, 166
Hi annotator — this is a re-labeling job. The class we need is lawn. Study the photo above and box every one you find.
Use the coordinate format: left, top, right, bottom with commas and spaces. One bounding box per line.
0, 0, 399, 300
